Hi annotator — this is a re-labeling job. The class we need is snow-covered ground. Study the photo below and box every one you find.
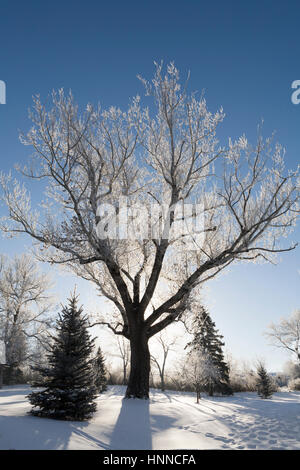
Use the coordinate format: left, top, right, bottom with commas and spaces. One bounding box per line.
0, 385, 299, 450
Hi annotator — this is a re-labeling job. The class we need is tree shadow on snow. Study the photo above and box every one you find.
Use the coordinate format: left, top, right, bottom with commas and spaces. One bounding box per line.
110, 398, 152, 450
0, 413, 82, 450
0, 385, 33, 397
0, 386, 95, 450
70, 425, 111, 450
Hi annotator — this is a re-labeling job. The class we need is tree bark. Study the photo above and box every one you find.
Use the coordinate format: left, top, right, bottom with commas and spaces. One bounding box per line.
123, 364, 127, 385
208, 382, 214, 397
125, 326, 150, 399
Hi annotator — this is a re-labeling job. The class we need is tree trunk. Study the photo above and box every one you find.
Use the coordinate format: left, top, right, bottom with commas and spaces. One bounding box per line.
160, 362, 166, 392
123, 364, 127, 385
125, 327, 150, 399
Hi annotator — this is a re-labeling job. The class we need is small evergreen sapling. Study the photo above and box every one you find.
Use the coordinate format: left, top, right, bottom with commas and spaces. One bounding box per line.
256, 362, 273, 399
93, 346, 107, 393
27, 293, 97, 420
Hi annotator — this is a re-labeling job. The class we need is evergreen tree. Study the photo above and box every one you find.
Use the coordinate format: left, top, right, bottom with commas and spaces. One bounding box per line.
27, 293, 97, 420
256, 362, 273, 399
186, 306, 232, 396
93, 346, 107, 393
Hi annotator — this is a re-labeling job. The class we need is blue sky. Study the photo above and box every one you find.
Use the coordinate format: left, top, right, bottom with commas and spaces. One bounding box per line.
0, 0, 299, 370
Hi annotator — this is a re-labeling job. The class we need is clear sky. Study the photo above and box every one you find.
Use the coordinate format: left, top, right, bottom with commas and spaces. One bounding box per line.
0, 0, 299, 371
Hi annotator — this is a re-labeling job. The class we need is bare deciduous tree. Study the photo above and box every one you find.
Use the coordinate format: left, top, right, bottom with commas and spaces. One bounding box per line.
0, 254, 55, 371
150, 332, 177, 392
0, 63, 299, 398
183, 350, 221, 403
265, 309, 300, 363
115, 335, 130, 385
102, 332, 130, 384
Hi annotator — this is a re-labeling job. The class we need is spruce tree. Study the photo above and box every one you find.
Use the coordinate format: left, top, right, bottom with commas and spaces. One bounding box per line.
186, 306, 232, 396
256, 363, 273, 399
93, 346, 107, 393
27, 293, 97, 420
